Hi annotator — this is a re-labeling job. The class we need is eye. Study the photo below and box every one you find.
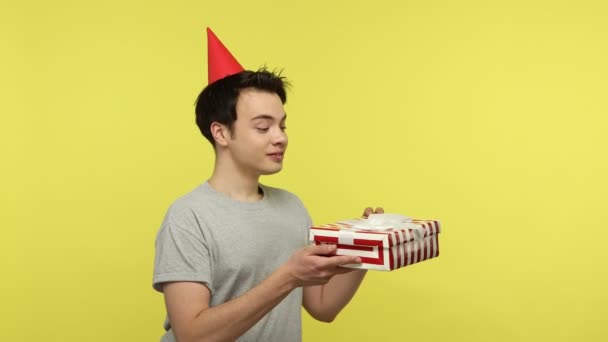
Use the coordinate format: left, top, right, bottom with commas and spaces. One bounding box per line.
256, 127, 270, 133
280, 126, 287, 131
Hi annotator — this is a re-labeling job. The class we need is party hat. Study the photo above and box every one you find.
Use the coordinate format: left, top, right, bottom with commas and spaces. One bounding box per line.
207, 27, 245, 84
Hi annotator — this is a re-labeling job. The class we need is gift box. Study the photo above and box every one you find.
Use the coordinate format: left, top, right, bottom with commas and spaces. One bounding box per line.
309, 214, 441, 271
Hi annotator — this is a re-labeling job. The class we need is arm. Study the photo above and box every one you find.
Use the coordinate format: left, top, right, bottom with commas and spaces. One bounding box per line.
162, 244, 360, 342
302, 206, 383, 322
163, 268, 294, 342
302, 269, 367, 322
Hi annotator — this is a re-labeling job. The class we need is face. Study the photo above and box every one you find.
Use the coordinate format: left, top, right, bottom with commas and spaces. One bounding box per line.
223, 88, 288, 176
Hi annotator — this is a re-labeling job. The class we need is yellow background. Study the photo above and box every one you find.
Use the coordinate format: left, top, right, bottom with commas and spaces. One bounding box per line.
2, 0, 607, 341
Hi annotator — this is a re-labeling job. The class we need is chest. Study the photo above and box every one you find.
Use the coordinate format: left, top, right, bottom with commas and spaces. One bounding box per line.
205, 212, 306, 281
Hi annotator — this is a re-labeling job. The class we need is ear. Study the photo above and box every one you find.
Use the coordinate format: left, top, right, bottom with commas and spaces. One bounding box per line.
210, 122, 230, 147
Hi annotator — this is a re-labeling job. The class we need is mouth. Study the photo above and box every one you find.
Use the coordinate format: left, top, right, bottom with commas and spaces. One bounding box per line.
268, 152, 285, 162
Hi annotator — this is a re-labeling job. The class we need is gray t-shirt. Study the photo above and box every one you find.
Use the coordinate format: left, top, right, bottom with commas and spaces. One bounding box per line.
153, 182, 311, 342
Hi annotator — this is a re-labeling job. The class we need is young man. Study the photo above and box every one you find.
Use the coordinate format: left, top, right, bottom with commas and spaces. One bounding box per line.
153, 28, 383, 342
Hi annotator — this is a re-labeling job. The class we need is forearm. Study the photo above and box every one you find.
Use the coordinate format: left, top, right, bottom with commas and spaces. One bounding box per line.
305, 269, 367, 322
183, 267, 296, 342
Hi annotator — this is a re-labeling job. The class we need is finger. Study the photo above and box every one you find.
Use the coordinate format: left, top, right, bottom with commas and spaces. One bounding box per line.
334, 266, 360, 274
375, 207, 385, 214
308, 243, 337, 256
324, 255, 361, 268
362, 207, 373, 218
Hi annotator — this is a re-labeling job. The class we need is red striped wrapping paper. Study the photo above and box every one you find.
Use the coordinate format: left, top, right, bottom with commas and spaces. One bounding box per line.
309, 219, 441, 271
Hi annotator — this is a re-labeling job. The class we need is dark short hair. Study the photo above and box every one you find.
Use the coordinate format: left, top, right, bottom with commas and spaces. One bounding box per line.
195, 68, 290, 147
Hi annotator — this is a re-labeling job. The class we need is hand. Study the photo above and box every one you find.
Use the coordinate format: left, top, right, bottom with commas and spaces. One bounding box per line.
362, 206, 384, 218
284, 244, 361, 287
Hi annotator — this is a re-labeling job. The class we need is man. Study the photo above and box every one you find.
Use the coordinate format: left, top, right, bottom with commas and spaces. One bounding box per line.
153, 28, 383, 342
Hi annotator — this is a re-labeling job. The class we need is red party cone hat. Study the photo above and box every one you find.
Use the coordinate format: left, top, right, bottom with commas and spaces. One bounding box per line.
207, 27, 245, 84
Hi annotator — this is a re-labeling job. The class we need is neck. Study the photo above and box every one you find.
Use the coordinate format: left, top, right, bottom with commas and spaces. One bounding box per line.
208, 155, 262, 202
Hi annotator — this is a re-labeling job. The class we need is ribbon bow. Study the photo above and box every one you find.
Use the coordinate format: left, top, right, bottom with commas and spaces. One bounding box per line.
338, 214, 426, 242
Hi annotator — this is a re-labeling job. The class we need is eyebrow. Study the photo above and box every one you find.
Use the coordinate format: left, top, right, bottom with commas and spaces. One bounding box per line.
251, 114, 287, 122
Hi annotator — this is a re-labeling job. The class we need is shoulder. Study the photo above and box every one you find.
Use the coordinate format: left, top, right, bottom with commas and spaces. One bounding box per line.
161, 183, 211, 230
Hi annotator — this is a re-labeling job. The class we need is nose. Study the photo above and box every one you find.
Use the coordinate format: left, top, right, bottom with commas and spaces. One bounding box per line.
272, 127, 288, 145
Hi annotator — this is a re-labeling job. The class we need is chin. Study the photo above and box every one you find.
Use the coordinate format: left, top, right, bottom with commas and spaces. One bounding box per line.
260, 165, 283, 176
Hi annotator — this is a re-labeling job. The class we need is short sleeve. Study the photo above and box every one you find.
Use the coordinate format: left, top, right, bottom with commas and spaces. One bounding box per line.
295, 197, 313, 246
153, 218, 213, 293
304, 212, 313, 245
